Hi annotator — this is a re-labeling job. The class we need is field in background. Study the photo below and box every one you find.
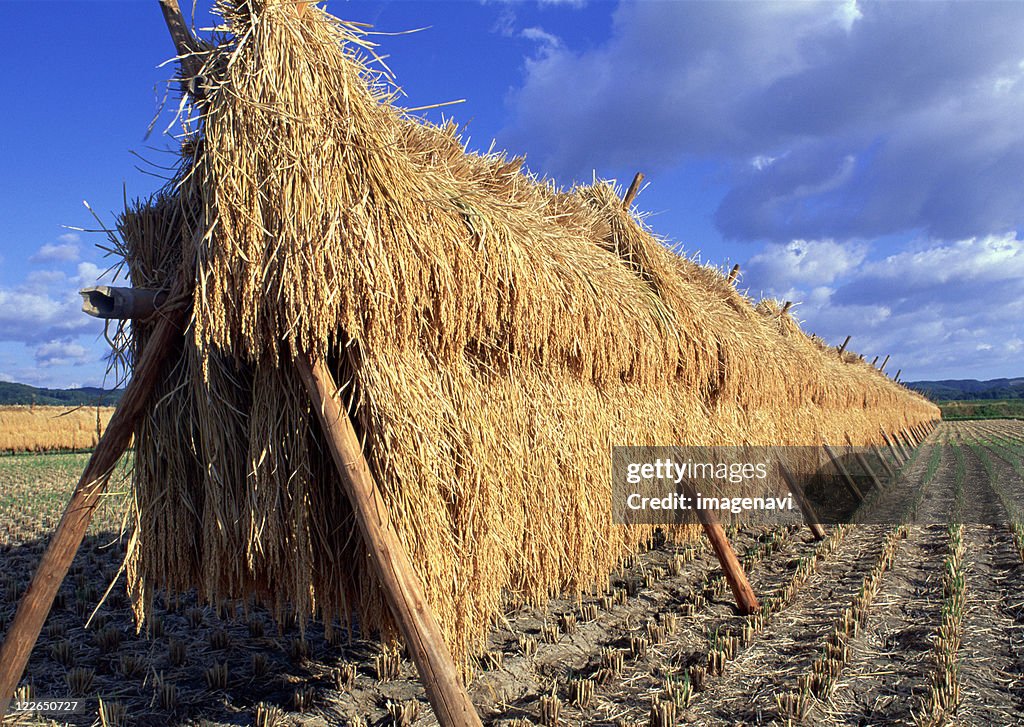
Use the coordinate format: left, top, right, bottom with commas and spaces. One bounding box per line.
0, 406, 115, 454
1, 421, 1023, 725
940, 399, 1024, 420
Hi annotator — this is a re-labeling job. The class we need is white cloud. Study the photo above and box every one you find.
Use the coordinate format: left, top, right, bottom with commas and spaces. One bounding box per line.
853, 233, 1024, 289
0, 287, 95, 343
72, 261, 116, 287
751, 154, 778, 171
26, 270, 67, 286
742, 233, 1024, 380
745, 239, 868, 292
520, 26, 562, 52
34, 340, 95, 368
30, 242, 80, 264
833, 0, 862, 33
504, 2, 1024, 243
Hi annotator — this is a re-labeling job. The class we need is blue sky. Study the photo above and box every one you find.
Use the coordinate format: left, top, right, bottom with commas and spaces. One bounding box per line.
0, 0, 1022, 388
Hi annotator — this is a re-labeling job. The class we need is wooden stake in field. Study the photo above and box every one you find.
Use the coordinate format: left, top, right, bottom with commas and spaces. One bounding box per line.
879, 354, 890, 372
838, 335, 851, 356
844, 434, 885, 492
776, 458, 827, 540
822, 441, 865, 502
694, 515, 760, 614
727, 264, 740, 285
622, 172, 644, 209
297, 354, 482, 727
897, 429, 916, 457
870, 443, 898, 479
880, 429, 905, 467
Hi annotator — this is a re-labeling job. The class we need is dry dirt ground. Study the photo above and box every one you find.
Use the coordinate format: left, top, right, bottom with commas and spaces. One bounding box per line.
1, 420, 1023, 726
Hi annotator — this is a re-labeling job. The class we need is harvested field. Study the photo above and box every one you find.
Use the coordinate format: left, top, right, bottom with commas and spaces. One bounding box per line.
0, 407, 114, 454
3, 419, 1024, 726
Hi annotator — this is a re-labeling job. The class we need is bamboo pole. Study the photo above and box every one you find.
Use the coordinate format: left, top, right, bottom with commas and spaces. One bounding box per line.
296, 353, 482, 727
776, 459, 826, 540
622, 172, 644, 209
838, 335, 851, 356
844, 434, 884, 492
0, 300, 187, 719
822, 441, 865, 501
727, 264, 740, 285
898, 429, 916, 455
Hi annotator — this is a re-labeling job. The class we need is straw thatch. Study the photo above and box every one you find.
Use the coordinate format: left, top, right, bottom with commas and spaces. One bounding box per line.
116, 0, 938, 668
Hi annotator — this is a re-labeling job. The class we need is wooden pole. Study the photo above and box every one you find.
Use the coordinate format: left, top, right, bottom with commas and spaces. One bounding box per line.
780, 301, 793, 316
871, 443, 898, 479
899, 432, 913, 459
622, 172, 644, 209
727, 264, 740, 285
894, 368, 901, 382
158, 0, 205, 92
0, 301, 187, 719
296, 354, 482, 727
871, 355, 879, 367
844, 434, 884, 492
880, 429, 905, 466
694, 514, 759, 614
822, 441, 865, 501
838, 335, 851, 355
879, 354, 890, 372
776, 459, 826, 540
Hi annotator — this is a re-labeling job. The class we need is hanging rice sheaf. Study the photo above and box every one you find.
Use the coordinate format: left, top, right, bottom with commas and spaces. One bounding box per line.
116, 0, 938, 669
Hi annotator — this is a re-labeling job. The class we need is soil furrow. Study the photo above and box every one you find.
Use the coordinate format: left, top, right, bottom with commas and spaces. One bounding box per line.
680, 525, 887, 725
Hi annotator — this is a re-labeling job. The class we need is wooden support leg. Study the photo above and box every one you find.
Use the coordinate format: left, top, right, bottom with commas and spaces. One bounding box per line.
889, 430, 910, 462
823, 442, 865, 501
845, 434, 885, 491
296, 353, 482, 727
0, 305, 186, 719
777, 460, 826, 540
695, 515, 760, 614
881, 430, 905, 466
871, 443, 898, 480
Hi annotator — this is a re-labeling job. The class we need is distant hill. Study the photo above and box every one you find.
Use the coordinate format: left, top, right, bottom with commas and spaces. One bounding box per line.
906, 377, 1024, 401
0, 382, 123, 407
